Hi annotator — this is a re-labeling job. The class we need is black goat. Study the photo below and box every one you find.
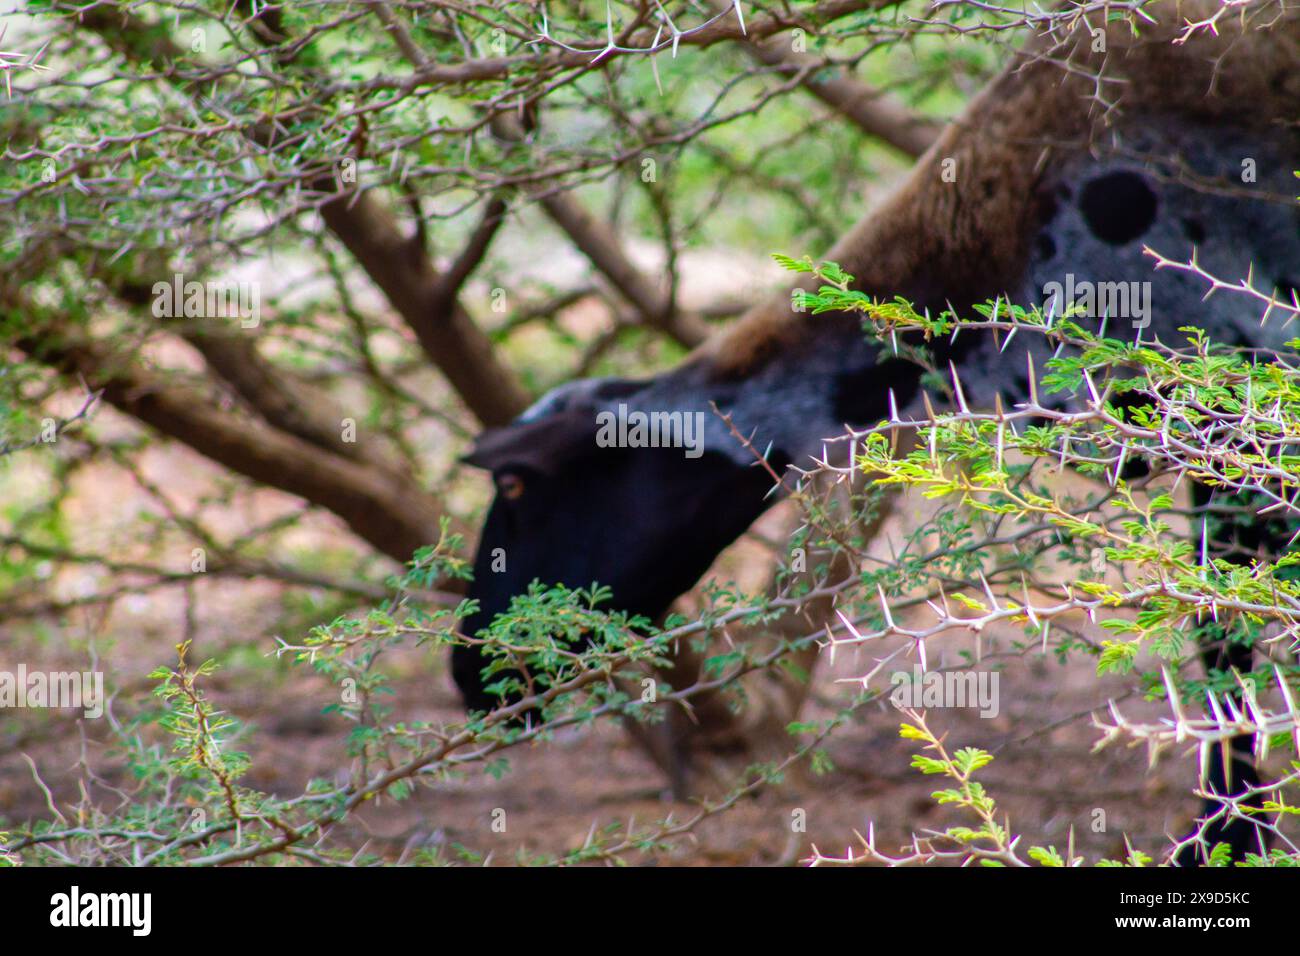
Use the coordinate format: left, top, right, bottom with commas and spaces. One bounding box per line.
456, 6, 1300, 864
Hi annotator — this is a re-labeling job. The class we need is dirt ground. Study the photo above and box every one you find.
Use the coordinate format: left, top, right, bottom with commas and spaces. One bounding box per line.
0, 609, 1252, 866
3, 427, 1289, 867
2, 234, 1294, 865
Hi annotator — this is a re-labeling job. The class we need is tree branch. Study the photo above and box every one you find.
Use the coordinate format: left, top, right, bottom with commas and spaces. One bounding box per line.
431, 194, 508, 309
13, 318, 442, 565
742, 43, 940, 157
77, 2, 531, 428
704, 0, 939, 157
104, 268, 411, 472
492, 114, 710, 347
315, 190, 530, 424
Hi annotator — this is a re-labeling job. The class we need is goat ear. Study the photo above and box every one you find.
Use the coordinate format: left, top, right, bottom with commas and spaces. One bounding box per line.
462, 405, 599, 475
463, 376, 649, 475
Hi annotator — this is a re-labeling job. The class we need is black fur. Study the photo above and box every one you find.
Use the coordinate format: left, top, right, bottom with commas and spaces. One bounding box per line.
455, 443, 788, 714
451, 20, 1300, 864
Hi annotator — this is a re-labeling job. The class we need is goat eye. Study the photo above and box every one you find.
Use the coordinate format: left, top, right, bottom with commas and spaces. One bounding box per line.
496, 472, 526, 500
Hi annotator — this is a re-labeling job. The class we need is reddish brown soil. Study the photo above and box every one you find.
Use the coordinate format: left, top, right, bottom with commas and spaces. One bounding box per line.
2, 403, 1294, 867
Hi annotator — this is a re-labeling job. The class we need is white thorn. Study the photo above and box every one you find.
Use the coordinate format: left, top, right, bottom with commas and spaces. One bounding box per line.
731, 0, 747, 35
949, 361, 969, 413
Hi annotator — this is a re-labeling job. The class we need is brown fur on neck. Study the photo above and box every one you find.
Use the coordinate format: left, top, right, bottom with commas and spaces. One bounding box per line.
700, 2, 1300, 379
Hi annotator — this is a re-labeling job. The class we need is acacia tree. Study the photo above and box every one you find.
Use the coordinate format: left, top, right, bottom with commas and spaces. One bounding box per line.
0, 0, 957, 861
1, 0, 949, 552
0, 0, 955, 767
2, 1, 1298, 866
